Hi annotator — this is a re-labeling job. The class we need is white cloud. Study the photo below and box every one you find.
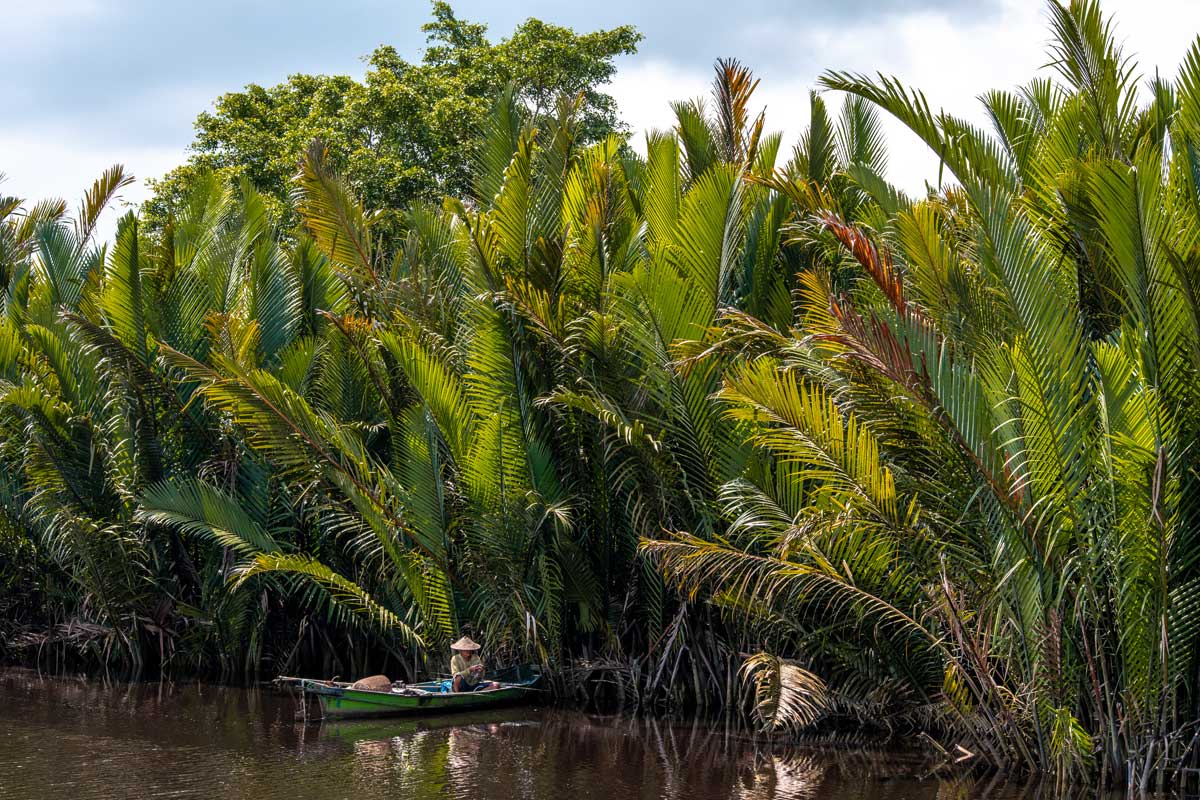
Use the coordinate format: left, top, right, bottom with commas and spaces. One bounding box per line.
0, 133, 185, 243
6, 0, 1200, 232
1, 0, 104, 31
608, 0, 1200, 193
606, 60, 711, 147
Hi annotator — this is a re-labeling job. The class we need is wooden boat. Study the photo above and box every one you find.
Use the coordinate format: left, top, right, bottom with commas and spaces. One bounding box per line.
276, 666, 542, 720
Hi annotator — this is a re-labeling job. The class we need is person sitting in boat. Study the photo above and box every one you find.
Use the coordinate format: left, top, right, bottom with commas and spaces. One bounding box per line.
451, 636, 499, 692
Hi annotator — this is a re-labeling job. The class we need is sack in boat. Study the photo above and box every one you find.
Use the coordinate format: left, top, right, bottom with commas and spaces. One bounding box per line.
350, 674, 392, 691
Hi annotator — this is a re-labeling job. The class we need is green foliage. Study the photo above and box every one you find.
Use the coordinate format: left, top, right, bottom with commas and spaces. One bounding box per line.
143, 3, 640, 236
8, 2, 1200, 790
635, 1, 1200, 788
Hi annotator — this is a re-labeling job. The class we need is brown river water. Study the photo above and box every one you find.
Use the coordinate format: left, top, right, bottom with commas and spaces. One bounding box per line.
0, 668, 1130, 800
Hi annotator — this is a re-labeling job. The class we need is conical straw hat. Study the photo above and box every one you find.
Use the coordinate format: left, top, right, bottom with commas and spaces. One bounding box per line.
451, 636, 481, 651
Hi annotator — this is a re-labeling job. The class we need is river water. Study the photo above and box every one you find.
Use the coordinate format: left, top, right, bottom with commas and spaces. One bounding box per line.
0, 668, 1123, 799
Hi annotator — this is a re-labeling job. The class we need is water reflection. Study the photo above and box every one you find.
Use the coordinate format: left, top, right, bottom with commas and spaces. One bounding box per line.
0, 669, 1129, 800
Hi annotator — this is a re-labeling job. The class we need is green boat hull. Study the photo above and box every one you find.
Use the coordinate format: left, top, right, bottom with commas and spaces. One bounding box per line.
293, 675, 540, 720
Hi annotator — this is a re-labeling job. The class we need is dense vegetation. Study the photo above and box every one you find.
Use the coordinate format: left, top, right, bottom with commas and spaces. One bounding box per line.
5, 0, 1200, 790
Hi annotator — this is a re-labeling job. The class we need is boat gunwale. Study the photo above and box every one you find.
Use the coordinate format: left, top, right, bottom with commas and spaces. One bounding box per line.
295, 678, 538, 698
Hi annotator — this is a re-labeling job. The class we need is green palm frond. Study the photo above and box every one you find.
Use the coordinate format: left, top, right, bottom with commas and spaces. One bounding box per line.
99, 213, 147, 359
293, 140, 379, 288
641, 130, 683, 244
74, 165, 133, 247
719, 358, 899, 525
819, 71, 1016, 191
475, 85, 524, 206
673, 98, 718, 183
1045, 0, 1138, 156
669, 162, 745, 310
378, 326, 477, 464
712, 58, 764, 165
247, 234, 302, 366
14, 198, 68, 248
799, 91, 835, 185
232, 552, 425, 648
139, 478, 281, 557
641, 531, 935, 649
837, 94, 888, 175
742, 652, 830, 731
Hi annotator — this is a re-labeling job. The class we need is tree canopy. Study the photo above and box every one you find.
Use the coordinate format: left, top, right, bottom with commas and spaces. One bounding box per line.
143, 2, 640, 229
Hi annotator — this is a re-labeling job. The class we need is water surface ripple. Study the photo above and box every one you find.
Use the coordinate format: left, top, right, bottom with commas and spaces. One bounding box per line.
0, 669, 1120, 799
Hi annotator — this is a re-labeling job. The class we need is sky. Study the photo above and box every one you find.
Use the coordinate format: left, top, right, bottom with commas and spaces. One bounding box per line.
3, 0, 1200, 240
